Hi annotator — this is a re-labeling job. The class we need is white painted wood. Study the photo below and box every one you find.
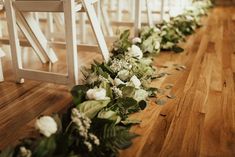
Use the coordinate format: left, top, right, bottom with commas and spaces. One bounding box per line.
146, 0, 154, 27
4, 0, 24, 83
46, 13, 54, 40
135, 0, 141, 37
82, 0, 109, 62
117, 0, 122, 21
63, 0, 79, 86
16, 12, 58, 63
0, 58, 3, 82
101, 1, 113, 37
0, 49, 5, 82
79, 13, 86, 43
160, 0, 165, 21
5, 0, 109, 86
131, 0, 135, 20
18, 69, 69, 84
0, 0, 4, 11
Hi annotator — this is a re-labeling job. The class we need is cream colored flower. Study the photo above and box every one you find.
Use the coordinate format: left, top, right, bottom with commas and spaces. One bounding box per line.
86, 88, 108, 100
153, 27, 161, 33
19, 146, 32, 157
35, 116, 57, 138
132, 37, 142, 44
114, 78, 126, 86
117, 70, 130, 81
128, 45, 143, 59
155, 41, 161, 50
130, 75, 141, 89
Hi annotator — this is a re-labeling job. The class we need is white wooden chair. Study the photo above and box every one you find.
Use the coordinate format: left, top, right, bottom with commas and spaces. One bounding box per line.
5, 0, 110, 86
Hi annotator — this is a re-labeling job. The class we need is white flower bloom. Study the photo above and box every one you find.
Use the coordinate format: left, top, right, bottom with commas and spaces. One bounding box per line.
186, 15, 194, 21
134, 89, 149, 102
84, 141, 93, 152
89, 133, 100, 146
114, 78, 126, 86
35, 116, 57, 138
117, 70, 130, 81
128, 45, 143, 59
153, 27, 161, 33
112, 86, 123, 98
130, 75, 141, 89
132, 37, 142, 44
161, 30, 167, 36
162, 42, 174, 49
86, 88, 108, 100
155, 41, 161, 50
19, 147, 32, 157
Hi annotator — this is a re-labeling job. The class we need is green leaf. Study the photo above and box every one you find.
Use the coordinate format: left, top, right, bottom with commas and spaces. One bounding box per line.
92, 119, 139, 152
100, 82, 113, 99
78, 100, 110, 119
98, 110, 121, 124
121, 86, 136, 98
33, 137, 56, 157
120, 30, 130, 41
71, 85, 89, 105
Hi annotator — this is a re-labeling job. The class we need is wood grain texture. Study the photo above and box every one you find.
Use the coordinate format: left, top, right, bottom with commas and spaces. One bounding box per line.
120, 7, 235, 157
0, 6, 234, 157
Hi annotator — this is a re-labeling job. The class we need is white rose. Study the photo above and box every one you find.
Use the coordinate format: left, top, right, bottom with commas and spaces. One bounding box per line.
86, 88, 108, 100
114, 78, 126, 86
155, 41, 161, 50
35, 116, 57, 138
132, 37, 142, 44
117, 70, 130, 81
128, 45, 143, 59
130, 75, 141, 89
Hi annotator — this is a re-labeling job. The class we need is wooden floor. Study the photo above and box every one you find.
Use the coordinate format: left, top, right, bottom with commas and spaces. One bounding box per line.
0, 7, 235, 157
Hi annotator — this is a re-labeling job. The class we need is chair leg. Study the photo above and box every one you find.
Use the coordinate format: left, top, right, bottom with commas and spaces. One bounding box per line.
63, 0, 79, 86
101, 2, 113, 37
5, 0, 24, 83
160, 0, 165, 22
0, 58, 3, 82
82, 0, 110, 62
135, 0, 142, 37
146, 0, 154, 27
117, 0, 122, 21
79, 13, 86, 43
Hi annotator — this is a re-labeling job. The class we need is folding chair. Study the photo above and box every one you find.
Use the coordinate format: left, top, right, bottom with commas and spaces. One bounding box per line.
5, 0, 110, 86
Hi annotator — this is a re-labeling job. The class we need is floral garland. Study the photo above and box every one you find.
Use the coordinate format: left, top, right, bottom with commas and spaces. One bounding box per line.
0, 1, 213, 157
